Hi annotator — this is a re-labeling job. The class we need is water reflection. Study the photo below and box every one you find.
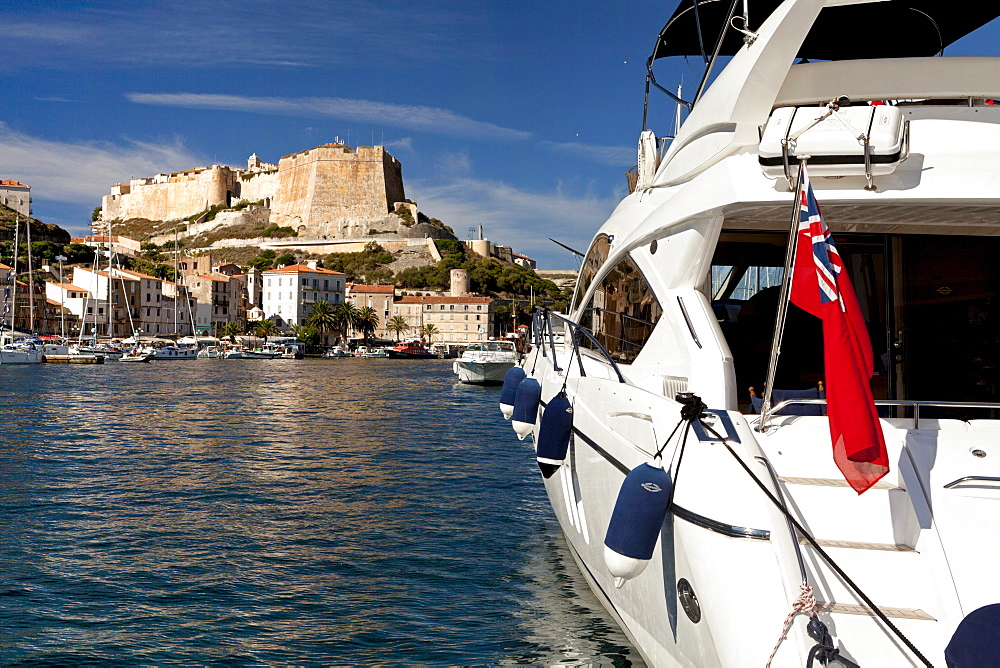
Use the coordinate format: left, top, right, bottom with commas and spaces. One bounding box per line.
0, 360, 639, 664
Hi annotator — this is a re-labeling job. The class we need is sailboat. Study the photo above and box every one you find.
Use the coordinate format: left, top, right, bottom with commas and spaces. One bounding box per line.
507, 2, 1000, 665
0, 216, 41, 365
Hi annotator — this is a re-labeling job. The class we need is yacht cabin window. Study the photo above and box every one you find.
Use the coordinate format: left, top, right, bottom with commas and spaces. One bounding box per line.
572, 235, 612, 313
579, 252, 662, 364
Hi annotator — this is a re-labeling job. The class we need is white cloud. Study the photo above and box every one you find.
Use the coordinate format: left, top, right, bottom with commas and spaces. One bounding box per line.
0, 122, 206, 206
126, 93, 532, 142
411, 177, 617, 269
435, 151, 472, 176
383, 137, 414, 152
541, 140, 635, 166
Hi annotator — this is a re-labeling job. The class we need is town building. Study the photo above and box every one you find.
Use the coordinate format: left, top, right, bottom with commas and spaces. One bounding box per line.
186, 272, 246, 335
390, 295, 495, 344
0, 180, 30, 217
261, 263, 347, 329
347, 284, 396, 338
70, 235, 142, 258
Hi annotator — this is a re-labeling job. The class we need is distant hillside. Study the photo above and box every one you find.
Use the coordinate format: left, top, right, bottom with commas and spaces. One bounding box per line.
0, 204, 71, 244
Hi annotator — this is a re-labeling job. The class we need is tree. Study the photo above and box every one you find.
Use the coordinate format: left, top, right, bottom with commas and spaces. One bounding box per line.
296, 325, 320, 351
386, 315, 410, 342
218, 321, 241, 340
356, 306, 379, 344
307, 300, 339, 345
332, 301, 359, 344
252, 318, 279, 342
420, 323, 438, 344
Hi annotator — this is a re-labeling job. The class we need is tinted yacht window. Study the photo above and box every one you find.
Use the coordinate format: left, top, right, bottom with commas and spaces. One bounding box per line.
580, 253, 662, 364
572, 235, 612, 312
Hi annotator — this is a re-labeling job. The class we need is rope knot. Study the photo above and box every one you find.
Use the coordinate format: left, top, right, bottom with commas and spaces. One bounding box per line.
765, 584, 818, 668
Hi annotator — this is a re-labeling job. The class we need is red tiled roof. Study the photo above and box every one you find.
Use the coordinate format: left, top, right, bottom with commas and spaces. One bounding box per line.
262, 264, 346, 276
0, 179, 28, 188
394, 295, 492, 304
350, 284, 395, 294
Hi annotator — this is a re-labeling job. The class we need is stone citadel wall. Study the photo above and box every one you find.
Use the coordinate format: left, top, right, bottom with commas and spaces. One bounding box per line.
269, 144, 404, 231
102, 165, 241, 223
98, 143, 406, 242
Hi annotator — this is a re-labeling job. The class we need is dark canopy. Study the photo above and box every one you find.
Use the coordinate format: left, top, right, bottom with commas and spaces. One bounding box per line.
652, 0, 1000, 61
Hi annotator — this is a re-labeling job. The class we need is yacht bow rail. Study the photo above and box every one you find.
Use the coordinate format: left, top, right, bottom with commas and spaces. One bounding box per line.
531, 308, 627, 384
762, 398, 1000, 428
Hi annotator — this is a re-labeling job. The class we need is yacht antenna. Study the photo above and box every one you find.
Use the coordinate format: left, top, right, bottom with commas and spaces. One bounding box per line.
760, 159, 807, 427
690, 0, 709, 65
693, 0, 741, 106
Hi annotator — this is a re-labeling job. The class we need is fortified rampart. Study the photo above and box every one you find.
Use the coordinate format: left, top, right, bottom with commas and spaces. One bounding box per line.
98, 143, 407, 242
269, 144, 405, 232
102, 165, 241, 223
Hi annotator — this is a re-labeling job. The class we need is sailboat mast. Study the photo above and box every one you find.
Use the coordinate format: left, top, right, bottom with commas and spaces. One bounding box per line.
25, 215, 34, 334
108, 218, 114, 338
174, 225, 179, 337
10, 215, 19, 337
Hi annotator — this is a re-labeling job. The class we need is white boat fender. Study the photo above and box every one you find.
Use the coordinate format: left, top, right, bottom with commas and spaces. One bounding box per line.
511, 377, 542, 440
535, 391, 573, 478
603, 461, 672, 587
499, 366, 526, 419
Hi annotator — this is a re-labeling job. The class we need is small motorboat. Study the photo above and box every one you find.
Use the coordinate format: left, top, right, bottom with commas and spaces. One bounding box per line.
386, 340, 436, 359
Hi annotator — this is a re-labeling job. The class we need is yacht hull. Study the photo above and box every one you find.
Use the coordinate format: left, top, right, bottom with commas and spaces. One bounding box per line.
453, 359, 514, 384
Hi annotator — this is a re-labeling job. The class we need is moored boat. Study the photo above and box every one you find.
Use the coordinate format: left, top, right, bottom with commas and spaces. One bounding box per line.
386, 340, 436, 359
151, 344, 198, 360
453, 340, 520, 384
503, 2, 1000, 666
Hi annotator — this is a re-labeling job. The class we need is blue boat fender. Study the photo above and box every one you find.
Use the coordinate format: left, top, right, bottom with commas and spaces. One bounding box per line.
511, 377, 542, 440
499, 366, 526, 419
603, 461, 672, 587
536, 392, 573, 478
945, 603, 1000, 667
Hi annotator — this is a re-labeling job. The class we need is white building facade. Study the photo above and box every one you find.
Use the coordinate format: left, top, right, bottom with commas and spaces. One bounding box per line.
262, 263, 347, 329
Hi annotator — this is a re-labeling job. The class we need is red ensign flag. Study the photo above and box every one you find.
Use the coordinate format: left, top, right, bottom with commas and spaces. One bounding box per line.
790, 165, 889, 494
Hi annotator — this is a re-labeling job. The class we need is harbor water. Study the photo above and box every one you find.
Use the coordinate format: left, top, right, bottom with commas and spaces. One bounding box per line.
0, 358, 642, 665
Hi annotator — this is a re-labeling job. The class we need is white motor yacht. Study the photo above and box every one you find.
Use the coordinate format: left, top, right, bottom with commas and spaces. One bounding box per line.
453, 340, 520, 384
505, 2, 1000, 666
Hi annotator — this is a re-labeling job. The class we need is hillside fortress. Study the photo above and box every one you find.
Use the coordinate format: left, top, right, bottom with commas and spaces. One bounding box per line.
98, 143, 418, 241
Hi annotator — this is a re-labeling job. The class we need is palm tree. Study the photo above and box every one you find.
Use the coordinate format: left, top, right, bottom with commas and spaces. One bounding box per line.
307, 300, 339, 346
252, 318, 279, 343
218, 321, 241, 341
386, 315, 410, 342
332, 301, 359, 345
355, 306, 379, 345
420, 323, 438, 344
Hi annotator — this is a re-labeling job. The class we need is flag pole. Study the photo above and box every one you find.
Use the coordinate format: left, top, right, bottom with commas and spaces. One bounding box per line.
761, 157, 808, 428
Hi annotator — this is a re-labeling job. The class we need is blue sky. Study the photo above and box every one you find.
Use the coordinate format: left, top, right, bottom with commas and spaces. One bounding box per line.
1, 2, 998, 269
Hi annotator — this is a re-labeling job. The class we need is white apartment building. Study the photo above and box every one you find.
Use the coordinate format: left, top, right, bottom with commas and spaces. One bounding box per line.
261, 263, 347, 328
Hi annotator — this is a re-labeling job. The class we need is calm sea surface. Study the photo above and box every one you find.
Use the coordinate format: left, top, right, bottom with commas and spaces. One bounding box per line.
0, 358, 641, 665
